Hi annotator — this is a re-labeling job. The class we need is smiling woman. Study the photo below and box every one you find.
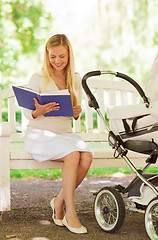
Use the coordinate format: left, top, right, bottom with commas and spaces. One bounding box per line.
23, 34, 93, 234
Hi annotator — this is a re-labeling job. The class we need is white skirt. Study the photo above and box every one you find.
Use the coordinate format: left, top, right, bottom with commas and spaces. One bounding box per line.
24, 127, 92, 162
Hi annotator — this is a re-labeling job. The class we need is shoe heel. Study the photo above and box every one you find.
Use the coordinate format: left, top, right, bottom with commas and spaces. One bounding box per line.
50, 198, 64, 227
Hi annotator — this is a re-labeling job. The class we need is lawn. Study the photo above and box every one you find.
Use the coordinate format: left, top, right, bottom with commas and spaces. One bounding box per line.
10, 167, 158, 179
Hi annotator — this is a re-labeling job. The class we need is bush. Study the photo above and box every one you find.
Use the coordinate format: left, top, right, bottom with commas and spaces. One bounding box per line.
2, 111, 21, 123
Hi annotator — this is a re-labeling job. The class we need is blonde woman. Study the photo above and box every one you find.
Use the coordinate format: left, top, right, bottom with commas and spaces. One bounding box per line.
24, 34, 92, 234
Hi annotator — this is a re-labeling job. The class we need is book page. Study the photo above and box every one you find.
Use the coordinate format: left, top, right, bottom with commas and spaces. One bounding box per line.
15, 85, 38, 94
40, 89, 70, 96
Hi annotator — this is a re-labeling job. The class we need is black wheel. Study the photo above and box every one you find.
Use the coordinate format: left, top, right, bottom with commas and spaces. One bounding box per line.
94, 187, 125, 233
145, 197, 158, 240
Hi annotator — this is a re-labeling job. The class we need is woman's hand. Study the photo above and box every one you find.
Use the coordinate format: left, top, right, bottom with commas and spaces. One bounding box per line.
32, 98, 60, 118
73, 105, 82, 120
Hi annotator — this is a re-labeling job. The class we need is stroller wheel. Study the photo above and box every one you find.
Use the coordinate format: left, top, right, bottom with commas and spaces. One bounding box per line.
145, 197, 158, 240
94, 186, 125, 233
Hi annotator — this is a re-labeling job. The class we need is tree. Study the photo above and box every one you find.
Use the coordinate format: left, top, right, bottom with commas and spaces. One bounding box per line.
77, 0, 158, 85
0, 0, 52, 86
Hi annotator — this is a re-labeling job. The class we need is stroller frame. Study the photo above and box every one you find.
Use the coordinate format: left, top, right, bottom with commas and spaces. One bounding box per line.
82, 70, 158, 239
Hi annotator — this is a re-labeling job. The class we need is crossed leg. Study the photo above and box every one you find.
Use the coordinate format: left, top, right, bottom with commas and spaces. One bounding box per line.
53, 151, 92, 228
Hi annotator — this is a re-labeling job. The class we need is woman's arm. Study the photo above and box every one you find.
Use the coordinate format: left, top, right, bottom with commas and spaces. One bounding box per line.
73, 105, 82, 120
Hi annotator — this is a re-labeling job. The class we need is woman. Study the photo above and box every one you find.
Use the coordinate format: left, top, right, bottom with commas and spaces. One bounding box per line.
23, 34, 92, 234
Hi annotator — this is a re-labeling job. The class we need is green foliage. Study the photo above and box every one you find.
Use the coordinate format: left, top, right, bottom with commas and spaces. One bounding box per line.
10, 0, 51, 54
153, 31, 158, 45
0, 0, 52, 81
80, 111, 99, 132
78, 0, 158, 87
2, 111, 8, 122
16, 111, 21, 123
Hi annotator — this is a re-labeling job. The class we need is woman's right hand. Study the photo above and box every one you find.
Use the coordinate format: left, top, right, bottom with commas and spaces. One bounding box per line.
32, 98, 60, 118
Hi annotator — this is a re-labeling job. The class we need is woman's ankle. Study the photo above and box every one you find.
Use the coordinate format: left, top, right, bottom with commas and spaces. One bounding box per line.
54, 197, 65, 219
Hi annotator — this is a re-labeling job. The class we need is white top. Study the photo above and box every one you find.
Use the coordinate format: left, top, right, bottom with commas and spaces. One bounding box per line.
23, 70, 82, 134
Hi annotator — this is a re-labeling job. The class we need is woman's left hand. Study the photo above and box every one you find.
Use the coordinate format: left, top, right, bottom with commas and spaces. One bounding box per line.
73, 106, 82, 120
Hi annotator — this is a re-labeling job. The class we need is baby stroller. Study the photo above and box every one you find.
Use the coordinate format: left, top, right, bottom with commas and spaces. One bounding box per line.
82, 56, 158, 240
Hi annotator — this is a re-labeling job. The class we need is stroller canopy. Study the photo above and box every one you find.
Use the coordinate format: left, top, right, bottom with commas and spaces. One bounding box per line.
145, 54, 158, 102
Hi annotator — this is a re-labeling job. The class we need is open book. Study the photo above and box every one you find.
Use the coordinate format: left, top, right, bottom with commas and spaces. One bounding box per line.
12, 86, 73, 117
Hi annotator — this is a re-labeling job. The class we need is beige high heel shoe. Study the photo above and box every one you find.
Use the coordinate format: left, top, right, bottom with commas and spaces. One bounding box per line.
62, 216, 87, 234
50, 198, 64, 226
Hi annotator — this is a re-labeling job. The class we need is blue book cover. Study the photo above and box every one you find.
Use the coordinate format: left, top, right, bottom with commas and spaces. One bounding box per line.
12, 86, 73, 117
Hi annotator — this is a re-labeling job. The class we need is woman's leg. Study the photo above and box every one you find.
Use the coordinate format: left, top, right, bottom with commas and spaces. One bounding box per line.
76, 152, 93, 185
54, 151, 92, 227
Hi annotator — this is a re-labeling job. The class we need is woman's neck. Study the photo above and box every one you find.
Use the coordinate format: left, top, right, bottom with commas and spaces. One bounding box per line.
53, 70, 66, 90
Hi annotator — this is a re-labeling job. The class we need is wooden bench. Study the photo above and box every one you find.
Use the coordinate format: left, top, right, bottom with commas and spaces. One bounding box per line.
0, 76, 154, 217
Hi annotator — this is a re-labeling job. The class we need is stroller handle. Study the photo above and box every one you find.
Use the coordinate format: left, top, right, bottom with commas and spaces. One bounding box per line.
116, 72, 149, 105
82, 70, 150, 109
82, 71, 101, 109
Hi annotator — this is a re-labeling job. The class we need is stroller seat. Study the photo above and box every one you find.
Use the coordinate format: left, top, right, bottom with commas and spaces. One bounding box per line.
123, 139, 158, 156
107, 103, 158, 144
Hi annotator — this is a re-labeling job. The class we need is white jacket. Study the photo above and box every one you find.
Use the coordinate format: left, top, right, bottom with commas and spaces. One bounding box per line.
23, 69, 82, 134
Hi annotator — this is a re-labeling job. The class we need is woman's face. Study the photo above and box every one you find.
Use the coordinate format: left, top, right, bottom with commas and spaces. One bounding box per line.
48, 45, 69, 72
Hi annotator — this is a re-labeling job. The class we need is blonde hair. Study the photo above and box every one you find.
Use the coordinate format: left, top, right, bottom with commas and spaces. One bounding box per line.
43, 34, 78, 106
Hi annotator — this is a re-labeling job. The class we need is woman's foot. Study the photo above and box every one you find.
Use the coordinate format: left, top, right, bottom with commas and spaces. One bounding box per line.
62, 215, 87, 234
50, 197, 65, 226
64, 213, 82, 228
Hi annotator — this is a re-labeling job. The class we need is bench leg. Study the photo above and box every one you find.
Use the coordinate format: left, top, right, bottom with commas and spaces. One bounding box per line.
0, 136, 11, 217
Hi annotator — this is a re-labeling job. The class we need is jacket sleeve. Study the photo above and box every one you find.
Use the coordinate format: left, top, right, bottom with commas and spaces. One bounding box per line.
23, 73, 41, 120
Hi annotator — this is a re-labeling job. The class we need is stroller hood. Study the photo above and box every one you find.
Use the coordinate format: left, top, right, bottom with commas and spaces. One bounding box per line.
145, 54, 158, 102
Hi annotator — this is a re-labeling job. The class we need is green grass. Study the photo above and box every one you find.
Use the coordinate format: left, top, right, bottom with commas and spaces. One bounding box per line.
10, 167, 158, 179
10, 169, 62, 179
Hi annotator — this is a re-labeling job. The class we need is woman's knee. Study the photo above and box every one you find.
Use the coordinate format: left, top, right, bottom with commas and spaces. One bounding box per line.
62, 151, 80, 166
80, 152, 93, 170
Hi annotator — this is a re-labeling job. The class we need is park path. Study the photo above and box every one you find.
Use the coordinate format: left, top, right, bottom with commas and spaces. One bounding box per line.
0, 174, 149, 240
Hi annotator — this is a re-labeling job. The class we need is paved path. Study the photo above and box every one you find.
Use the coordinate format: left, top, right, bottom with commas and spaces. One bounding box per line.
0, 175, 149, 240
